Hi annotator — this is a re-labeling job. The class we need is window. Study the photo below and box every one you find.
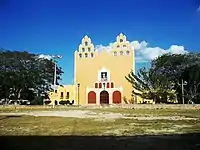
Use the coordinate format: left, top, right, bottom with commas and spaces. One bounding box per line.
95, 83, 98, 88
123, 45, 126, 47
120, 51, 123, 55
82, 48, 85, 52
60, 92, 63, 99
111, 82, 114, 88
88, 47, 91, 52
120, 39, 123, 42
106, 83, 110, 88
99, 83, 102, 88
117, 45, 120, 48
114, 51, 117, 56
66, 92, 69, 99
126, 50, 130, 55
85, 53, 88, 58
101, 72, 107, 81
85, 42, 88, 46
91, 53, 94, 57
55, 90, 57, 93
79, 53, 82, 58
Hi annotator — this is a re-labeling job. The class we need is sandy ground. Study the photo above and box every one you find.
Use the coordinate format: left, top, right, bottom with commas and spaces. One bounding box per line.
0, 110, 198, 121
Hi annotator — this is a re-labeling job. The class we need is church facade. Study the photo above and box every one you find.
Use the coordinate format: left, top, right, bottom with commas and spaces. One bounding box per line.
48, 33, 141, 105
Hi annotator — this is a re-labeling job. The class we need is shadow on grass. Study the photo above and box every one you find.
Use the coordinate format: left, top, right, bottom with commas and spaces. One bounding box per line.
0, 115, 22, 120
1, 133, 200, 150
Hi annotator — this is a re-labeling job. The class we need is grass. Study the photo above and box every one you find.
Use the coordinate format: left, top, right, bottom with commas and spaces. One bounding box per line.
1, 107, 200, 150
1, 115, 200, 136
0, 106, 200, 136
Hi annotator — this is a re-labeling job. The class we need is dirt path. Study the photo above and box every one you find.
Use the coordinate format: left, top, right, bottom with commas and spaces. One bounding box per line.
0, 110, 198, 121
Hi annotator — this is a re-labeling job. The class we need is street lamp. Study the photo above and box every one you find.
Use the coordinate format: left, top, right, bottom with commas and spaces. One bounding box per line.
77, 83, 80, 107
52, 55, 62, 108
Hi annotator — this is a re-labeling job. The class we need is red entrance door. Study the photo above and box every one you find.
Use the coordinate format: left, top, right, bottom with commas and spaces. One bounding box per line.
100, 90, 109, 104
112, 91, 121, 103
88, 91, 96, 104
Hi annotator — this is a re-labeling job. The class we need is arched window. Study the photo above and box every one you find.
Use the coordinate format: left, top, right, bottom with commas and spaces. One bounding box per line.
95, 83, 98, 88
85, 53, 88, 58
120, 39, 123, 42
126, 50, 130, 55
111, 82, 114, 88
82, 48, 85, 52
91, 53, 94, 57
79, 53, 82, 58
114, 51, 117, 56
88, 47, 91, 52
123, 45, 126, 47
117, 45, 120, 48
120, 51, 123, 55
99, 83, 102, 88
106, 83, 110, 88
85, 42, 88, 46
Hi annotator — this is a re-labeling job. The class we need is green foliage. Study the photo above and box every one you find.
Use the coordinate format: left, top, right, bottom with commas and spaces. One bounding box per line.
126, 52, 200, 104
0, 49, 64, 104
125, 67, 176, 103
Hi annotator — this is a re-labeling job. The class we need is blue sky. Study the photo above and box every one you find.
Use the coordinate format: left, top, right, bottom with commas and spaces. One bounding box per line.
0, 0, 200, 84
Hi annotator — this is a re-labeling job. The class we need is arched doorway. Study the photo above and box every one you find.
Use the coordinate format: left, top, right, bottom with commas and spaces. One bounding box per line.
54, 100, 58, 105
88, 91, 96, 104
113, 91, 121, 103
100, 90, 109, 104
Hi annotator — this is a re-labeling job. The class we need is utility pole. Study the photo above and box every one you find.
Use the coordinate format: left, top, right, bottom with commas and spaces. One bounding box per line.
53, 62, 57, 108
181, 79, 187, 104
52, 55, 62, 108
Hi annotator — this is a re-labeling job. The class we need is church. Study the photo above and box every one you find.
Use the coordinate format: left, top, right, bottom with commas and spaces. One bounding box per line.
48, 33, 148, 105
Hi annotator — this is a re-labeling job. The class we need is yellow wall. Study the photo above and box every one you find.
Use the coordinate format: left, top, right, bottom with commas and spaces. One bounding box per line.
48, 85, 75, 105
48, 33, 136, 105
74, 33, 135, 105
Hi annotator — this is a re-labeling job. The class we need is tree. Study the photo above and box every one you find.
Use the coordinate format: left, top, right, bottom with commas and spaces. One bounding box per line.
0, 49, 64, 104
139, 52, 200, 104
125, 67, 176, 103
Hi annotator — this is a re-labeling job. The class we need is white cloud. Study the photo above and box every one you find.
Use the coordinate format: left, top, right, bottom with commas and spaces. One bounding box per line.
38, 54, 53, 60
95, 43, 114, 52
95, 40, 188, 62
